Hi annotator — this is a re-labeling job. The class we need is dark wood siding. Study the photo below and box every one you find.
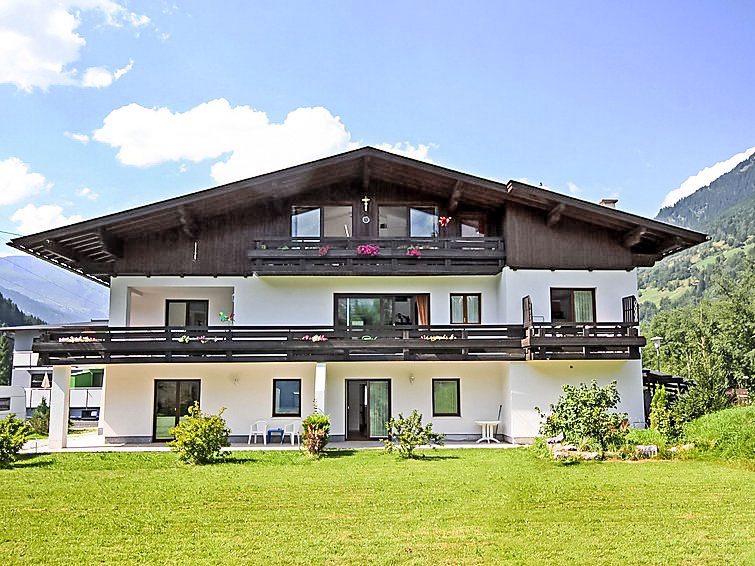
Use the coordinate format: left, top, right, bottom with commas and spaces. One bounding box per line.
504, 203, 633, 270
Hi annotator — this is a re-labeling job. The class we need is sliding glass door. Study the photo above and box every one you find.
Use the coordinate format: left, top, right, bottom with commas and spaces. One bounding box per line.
346, 379, 391, 440
153, 380, 200, 441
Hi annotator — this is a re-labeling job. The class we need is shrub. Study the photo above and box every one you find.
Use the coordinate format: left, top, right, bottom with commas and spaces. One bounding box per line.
649, 385, 671, 438
301, 412, 330, 457
383, 409, 444, 459
530, 436, 552, 460
682, 405, 755, 461
28, 398, 50, 436
0, 414, 32, 468
536, 380, 628, 451
168, 402, 230, 464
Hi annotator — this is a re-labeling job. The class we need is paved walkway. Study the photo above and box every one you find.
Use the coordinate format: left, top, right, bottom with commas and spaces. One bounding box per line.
22, 430, 522, 454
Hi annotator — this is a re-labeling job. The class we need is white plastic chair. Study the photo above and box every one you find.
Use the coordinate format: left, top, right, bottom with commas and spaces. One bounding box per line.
282, 422, 301, 446
248, 420, 267, 444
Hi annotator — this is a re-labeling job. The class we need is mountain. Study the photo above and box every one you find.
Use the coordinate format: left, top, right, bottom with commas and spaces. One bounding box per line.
656, 151, 755, 229
639, 151, 755, 320
0, 255, 109, 324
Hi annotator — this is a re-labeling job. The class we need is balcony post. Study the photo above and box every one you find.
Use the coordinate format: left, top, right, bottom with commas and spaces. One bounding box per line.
314, 362, 327, 414
48, 365, 71, 449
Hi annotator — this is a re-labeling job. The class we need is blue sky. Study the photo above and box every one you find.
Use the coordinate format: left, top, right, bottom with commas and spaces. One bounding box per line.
1, 1, 754, 252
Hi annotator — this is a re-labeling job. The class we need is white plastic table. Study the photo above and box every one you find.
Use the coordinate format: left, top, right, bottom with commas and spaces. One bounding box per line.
475, 420, 500, 443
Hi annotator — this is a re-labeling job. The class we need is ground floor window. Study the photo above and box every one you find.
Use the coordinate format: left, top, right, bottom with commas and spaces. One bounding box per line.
432, 378, 460, 417
450, 294, 481, 324
273, 379, 301, 417
550, 288, 595, 323
0, 398, 10, 411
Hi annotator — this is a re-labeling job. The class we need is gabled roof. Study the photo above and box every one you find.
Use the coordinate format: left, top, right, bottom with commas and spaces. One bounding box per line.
8, 146, 707, 285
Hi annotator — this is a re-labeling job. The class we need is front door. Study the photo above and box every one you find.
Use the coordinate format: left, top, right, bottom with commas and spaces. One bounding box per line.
346, 379, 391, 440
153, 379, 201, 441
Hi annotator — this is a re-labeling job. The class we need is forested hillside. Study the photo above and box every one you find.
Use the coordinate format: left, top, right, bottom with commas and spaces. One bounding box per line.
0, 291, 43, 327
639, 151, 755, 321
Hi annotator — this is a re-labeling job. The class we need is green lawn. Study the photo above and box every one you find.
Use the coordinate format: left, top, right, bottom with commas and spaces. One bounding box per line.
2, 449, 755, 565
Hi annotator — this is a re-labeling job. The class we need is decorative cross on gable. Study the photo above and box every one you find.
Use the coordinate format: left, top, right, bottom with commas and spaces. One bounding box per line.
361, 196, 371, 212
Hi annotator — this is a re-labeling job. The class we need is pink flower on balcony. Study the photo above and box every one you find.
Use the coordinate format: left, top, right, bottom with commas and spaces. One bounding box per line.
406, 245, 422, 257
356, 244, 380, 256
318, 245, 331, 256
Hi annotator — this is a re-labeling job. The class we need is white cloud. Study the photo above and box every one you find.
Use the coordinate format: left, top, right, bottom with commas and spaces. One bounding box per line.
64, 131, 90, 143
0, 157, 51, 205
0, 1, 145, 91
81, 59, 133, 88
566, 182, 581, 196
661, 146, 755, 209
76, 187, 98, 200
11, 204, 83, 235
92, 99, 434, 184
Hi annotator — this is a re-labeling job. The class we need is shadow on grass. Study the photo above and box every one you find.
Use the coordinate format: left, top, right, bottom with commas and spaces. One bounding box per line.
414, 453, 460, 461
323, 449, 358, 458
13, 454, 54, 468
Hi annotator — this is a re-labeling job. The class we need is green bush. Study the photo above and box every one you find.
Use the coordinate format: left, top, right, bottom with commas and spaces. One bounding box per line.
625, 427, 667, 448
301, 412, 330, 457
383, 409, 444, 459
28, 398, 50, 436
536, 380, 628, 451
649, 385, 671, 437
168, 402, 230, 464
0, 414, 32, 468
683, 406, 755, 461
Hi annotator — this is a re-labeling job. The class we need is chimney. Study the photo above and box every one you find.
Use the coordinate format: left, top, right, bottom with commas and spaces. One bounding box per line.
599, 198, 618, 209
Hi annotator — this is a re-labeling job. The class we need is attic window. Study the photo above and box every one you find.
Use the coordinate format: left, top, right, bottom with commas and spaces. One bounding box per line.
292, 206, 352, 238
378, 206, 438, 237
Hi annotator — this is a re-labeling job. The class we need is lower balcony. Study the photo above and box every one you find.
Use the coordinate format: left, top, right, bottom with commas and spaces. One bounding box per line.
33, 323, 644, 365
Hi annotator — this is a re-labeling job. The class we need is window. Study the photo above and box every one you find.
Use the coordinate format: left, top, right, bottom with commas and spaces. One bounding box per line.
378, 206, 438, 237
273, 379, 301, 417
460, 216, 485, 237
550, 289, 595, 323
0, 398, 10, 411
323, 206, 352, 237
165, 300, 209, 326
432, 379, 460, 417
450, 294, 481, 324
292, 206, 353, 238
291, 206, 320, 237
335, 294, 430, 327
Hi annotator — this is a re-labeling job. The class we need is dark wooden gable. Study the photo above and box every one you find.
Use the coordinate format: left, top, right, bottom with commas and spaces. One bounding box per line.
9, 147, 707, 283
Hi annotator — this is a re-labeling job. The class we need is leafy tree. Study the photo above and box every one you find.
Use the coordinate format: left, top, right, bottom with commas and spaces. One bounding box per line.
649, 385, 671, 437
0, 334, 11, 386
536, 381, 628, 451
383, 410, 444, 458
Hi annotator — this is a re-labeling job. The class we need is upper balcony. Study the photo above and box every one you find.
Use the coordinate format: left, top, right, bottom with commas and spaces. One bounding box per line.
247, 237, 506, 276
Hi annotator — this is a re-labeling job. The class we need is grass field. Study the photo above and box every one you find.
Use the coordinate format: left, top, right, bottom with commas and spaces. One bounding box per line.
2, 448, 755, 565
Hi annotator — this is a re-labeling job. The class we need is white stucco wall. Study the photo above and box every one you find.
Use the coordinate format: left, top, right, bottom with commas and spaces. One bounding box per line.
110, 275, 502, 327
504, 359, 645, 440
101, 362, 317, 441
110, 270, 639, 328
498, 268, 638, 324
98, 359, 643, 443
324, 361, 505, 439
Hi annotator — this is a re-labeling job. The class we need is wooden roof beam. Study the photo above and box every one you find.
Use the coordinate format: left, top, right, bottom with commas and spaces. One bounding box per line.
546, 203, 566, 227
448, 180, 463, 213
94, 227, 123, 259
623, 226, 648, 248
362, 156, 370, 192
178, 205, 199, 239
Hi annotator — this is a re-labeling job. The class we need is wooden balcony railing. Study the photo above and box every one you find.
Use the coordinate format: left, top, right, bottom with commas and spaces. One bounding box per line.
247, 237, 506, 275
33, 322, 644, 365
522, 322, 645, 360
